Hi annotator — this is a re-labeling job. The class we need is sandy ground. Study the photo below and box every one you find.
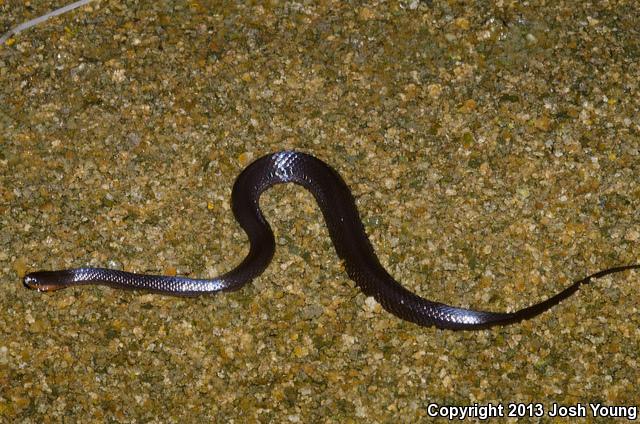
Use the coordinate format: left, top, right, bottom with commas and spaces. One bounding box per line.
1, 1, 639, 422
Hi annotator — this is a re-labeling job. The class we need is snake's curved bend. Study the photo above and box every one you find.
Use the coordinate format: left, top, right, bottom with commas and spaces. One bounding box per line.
24, 151, 639, 330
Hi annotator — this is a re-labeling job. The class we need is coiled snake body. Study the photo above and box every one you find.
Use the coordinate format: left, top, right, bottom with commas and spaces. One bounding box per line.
24, 151, 638, 329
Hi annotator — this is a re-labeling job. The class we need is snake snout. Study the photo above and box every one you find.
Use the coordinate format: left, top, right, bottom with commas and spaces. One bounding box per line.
23, 274, 39, 290
23, 273, 47, 291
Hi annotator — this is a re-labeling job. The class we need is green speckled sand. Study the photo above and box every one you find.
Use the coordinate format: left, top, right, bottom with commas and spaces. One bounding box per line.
1, 1, 639, 422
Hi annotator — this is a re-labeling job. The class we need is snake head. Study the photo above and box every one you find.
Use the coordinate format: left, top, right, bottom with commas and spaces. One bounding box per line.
23, 271, 70, 292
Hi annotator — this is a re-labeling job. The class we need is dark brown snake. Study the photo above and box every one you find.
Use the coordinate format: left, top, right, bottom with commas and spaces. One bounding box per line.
23, 151, 639, 329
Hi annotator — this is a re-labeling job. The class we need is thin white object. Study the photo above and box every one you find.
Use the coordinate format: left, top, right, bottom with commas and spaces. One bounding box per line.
0, 0, 96, 45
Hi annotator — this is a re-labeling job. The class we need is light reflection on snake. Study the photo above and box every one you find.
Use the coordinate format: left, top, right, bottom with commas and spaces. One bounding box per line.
23, 151, 639, 329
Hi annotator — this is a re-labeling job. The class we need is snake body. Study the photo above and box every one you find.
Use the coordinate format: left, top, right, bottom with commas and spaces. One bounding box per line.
24, 151, 638, 329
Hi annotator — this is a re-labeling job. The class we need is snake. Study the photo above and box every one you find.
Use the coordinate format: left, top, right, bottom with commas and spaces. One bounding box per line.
23, 150, 639, 329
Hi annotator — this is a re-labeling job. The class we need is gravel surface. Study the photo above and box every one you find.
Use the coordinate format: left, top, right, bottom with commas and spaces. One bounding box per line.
1, 1, 639, 422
